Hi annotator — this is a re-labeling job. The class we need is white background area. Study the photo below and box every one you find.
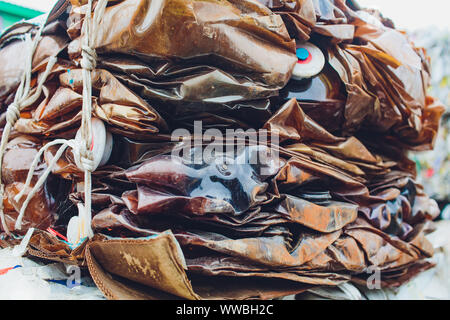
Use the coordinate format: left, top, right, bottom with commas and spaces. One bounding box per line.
3, 0, 450, 31
357, 0, 450, 31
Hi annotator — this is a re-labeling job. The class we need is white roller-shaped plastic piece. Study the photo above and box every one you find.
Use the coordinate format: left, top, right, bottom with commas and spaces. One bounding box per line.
292, 42, 326, 81
100, 131, 113, 167
66, 203, 93, 248
74, 118, 113, 172
66, 215, 81, 247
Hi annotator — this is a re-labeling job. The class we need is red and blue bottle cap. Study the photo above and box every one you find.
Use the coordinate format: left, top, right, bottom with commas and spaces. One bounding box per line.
292, 42, 325, 80
296, 48, 312, 63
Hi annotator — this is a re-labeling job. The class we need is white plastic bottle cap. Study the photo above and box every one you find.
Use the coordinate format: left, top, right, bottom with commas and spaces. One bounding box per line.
292, 42, 326, 81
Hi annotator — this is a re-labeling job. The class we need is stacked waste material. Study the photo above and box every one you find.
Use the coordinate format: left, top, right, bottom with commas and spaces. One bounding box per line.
0, 0, 445, 300
410, 28, 449, 205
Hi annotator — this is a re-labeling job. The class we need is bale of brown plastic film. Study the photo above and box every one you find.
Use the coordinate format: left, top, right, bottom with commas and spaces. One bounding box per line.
0, 0, 445, 300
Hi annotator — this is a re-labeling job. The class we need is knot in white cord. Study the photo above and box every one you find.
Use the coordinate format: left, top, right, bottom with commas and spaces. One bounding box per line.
81, 45, 97, 71
74, 140, 95, 172
80, 154, 95, 173
6, 103, 21, 126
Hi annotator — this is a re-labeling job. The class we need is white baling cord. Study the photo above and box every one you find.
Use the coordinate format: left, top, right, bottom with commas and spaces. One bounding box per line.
71, 0, 108, 241
14, 139, 75, 229
14, 0, 109, 244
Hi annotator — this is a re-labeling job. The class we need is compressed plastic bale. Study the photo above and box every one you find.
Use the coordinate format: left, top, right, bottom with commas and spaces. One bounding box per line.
0, 0, 445, 300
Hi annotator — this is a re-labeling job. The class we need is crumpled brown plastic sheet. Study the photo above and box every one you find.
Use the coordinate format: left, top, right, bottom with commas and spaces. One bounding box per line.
0, 20, 68, 118
0, 0, 446, 300
1, 135, 72, 233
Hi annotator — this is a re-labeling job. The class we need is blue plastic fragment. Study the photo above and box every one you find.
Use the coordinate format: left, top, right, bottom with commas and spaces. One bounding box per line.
68, 69, 74, 85
47, 279, 83, 288
61, 237, 88, 250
